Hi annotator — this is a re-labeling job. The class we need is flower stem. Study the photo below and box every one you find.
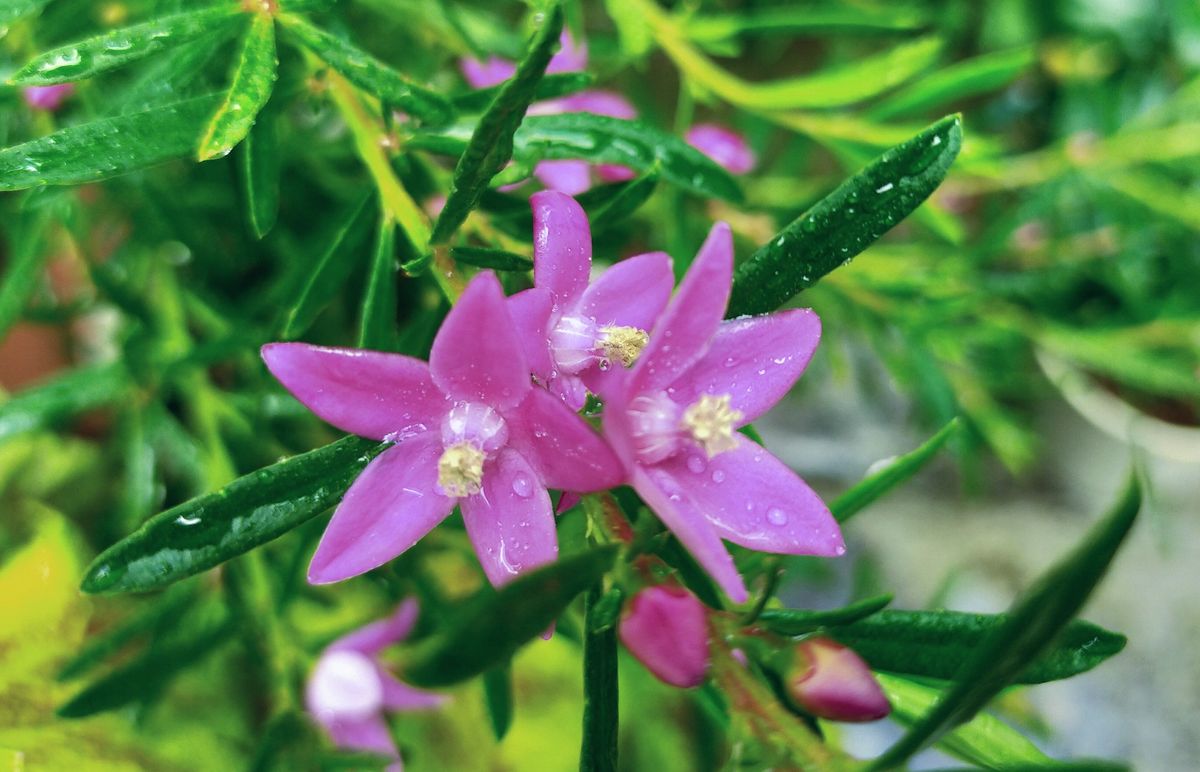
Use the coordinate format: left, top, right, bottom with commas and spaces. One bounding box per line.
580, 582, 619, 772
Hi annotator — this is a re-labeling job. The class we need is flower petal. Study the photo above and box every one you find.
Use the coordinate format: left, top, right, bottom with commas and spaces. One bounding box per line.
595, 164, 637, 183
534, 160, 594, 196
506, 386, 624, 492
667, 309, 821, 425
508, 287, 556, 379
686, 123, 756, 175
330, 599, 420, 655
376, 665, 449, 711
632, 223, 733, 394
658, 437, 843, 557
631, 466, 747, 603
460, 449, 557, 587
531, 190, 592, 301
460, 55, 515, 88
261, 343, 447, 441
558, 90, 637, 119
577, 251, 674, 332
429, 272, 529, 410
548, 31, 588, 74
309, 436, 455, 584
327, 713, 400, 766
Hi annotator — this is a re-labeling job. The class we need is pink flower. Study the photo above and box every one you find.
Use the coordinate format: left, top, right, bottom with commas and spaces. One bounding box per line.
306, 600, 447, 771
262, 272, 623, 587
618, 585, 710, 687
784, 637, 890, 722
601, 223, 844, 603
686, 123, 756, 175
508, 190, 674, 410
23, 84, 74, 111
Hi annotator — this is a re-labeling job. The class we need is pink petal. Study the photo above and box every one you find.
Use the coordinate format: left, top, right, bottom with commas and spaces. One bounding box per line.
534, 159, 594, 196
632, 223, 734, 394
556, 491, 581, 513
508, 287, 556, 379
531, 190, 592, 301
788, 638, 890, 722
558, 90, 637, 120
331, 599, 420, 655
686, 123, 756, 175
376, 665, 449, 711
460, 449, 557, 587
631, 466, 747, 603
429, 272, 530, 410
619, 586, 710, 688
261, 343, 447, 442
595, 164, 637, 183
23, 83, 75, 111
460, 55, 515, 89
658, 437, 844, 557
577, 251, 674, 332
548, 31, 588, 74
327, 713, 401, 768
309, 436, 456, 584
667, 309, 821, 426
505, 387, 624, 492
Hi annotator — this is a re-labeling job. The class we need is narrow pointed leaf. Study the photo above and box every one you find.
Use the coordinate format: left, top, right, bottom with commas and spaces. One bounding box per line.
682, 6, 928, 43
80, 436, 388, 594
430, 5, 563, 245
0, 93, 223, 191
727, 114, 962, 316
357, 218, 398, 349
832, 418, 959, 523
451, 71, 594, 113
9, 6, 243, 86
240, 88, 281, 238
871, 476, 1141, 769
758, 594, 892, 636
449, 246, 533, 272
279, 14, 452, 125
591, 170, 659, 231
198, 14, 278, 162
399, 546, 617, 687
0, 362, 131, 445
482, 663, 514, 741
869, 46, 1036, 121
0, 206, 49, 341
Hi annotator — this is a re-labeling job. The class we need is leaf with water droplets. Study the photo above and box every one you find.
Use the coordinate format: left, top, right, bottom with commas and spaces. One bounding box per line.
79, 436, 388, 594
0, 93, 223, 190
727, 113, 962, 317
197, 13, 279, 162
9, 6, 244, 86
278, 13, 453, 125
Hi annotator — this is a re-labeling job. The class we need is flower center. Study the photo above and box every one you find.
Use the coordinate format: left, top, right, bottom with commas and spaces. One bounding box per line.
308, 650, 383, 721
597, 325, 649, 368
437, 402, 507, 498
437, 442, 486, 497
549, 314, 649, 374
680, 394, 743, 457
626, 391, 683, 464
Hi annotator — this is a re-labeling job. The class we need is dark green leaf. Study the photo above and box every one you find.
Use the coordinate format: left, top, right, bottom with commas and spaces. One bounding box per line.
451, 71, 594, 113
872, 476, 1141, 769
282, 192, 375, 339
449, 246, 533, 272
9, 6, 243, 86
591, 170, 659, 231
80, 436, 388, 594
198, 13, 279, 162
482, 663, 514, 741
279, 13, 453, 125
399, 546, 617, 687
240, 98, 281, 238
832, 418, 959, 523
0, 205, 49, 341
357, 218, 398, 350
0, 0, 50, 26
0, 362, 131, 445
869, 47, 1036, 121
0, 93, 223, 191
833, 610, 1126, 684
758, 593, 892, 636
581, 582, 619, 772
727, 114, 962, 317
430, 5, 563, 245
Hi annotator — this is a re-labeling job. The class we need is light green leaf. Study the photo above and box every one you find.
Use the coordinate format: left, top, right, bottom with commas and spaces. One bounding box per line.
198, 13, 279, 162
0, 205, 49, 341
869, 46, 1036, 120
682, 5, 928, 43
357, 218, 399, 350
0, 363, 131, 445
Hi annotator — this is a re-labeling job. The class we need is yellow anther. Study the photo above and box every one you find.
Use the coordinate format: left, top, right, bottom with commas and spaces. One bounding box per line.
598, 325, 649, 368
680, 394, 742, 458
437, 442, 485, 498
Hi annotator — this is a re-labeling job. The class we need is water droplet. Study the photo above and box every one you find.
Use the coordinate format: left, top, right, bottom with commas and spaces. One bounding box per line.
711, 469, 726, 483
597, 357, 612, 371
511, 473, 533, 498
176, 514, 201, 526
686, 455, 707, 474
932, 135, 942, 146
767, 508, 788, 526
875, 182, 894, 194
723, 356, 737, 368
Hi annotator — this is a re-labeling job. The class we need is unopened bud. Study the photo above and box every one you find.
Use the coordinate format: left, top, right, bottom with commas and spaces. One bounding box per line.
785, 638, 889, 722
23, 84, 74, 112
618, 585, 710, 688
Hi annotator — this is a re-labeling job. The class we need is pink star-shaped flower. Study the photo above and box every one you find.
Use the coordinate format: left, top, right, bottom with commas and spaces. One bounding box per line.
263, 272, 623, 587
602, 223, 844, 603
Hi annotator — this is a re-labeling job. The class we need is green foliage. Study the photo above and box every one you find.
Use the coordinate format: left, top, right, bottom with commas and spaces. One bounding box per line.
197, 12, 279, 162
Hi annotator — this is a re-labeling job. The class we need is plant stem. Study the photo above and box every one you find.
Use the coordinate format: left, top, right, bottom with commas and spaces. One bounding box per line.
580, 583, 619, 772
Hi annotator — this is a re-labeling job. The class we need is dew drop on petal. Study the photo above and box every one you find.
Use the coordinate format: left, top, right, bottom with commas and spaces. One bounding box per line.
711, 469, 726, 483
511, 472, 534, 498
686, 455, 707, 474
767, 507, 788, 526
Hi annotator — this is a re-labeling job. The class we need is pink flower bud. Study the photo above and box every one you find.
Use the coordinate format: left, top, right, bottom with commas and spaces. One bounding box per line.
686, 123, 756, 175
786, 638, 890, 722
618, 585, 710, 687
23, 84, 75, 112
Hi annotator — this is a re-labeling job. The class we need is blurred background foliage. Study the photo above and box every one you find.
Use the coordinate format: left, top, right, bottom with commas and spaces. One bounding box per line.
0, 0, 1196, 769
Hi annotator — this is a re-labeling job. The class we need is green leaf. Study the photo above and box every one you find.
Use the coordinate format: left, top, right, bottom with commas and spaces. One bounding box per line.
758, 594, 892, 636
278, 13, 453, 125
9, 6, 244, 86
832, 610, 1126, 684
399, 546, 617, 687
682, 5, 928, 43
430, 4, 563, 245
581, 582, 620, 772
240, 98, 281, 238
449, 246, 533, 272
869, 46, 1036, 121
198, 13, 278, 162
831, 419, 960, 524
80, 436, 388, 594
0, 0, 50, 26
482, 663, 514, 741
357, 218, 398, 350
0, 205, 49, 341
590, 170, 659, 231
871, 476, 1141, 769
451, 71, 594, 113
727, 114, 962, 317
282, 192, 376, 339
0, 93, 223, 191
0, 363, 131, 445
